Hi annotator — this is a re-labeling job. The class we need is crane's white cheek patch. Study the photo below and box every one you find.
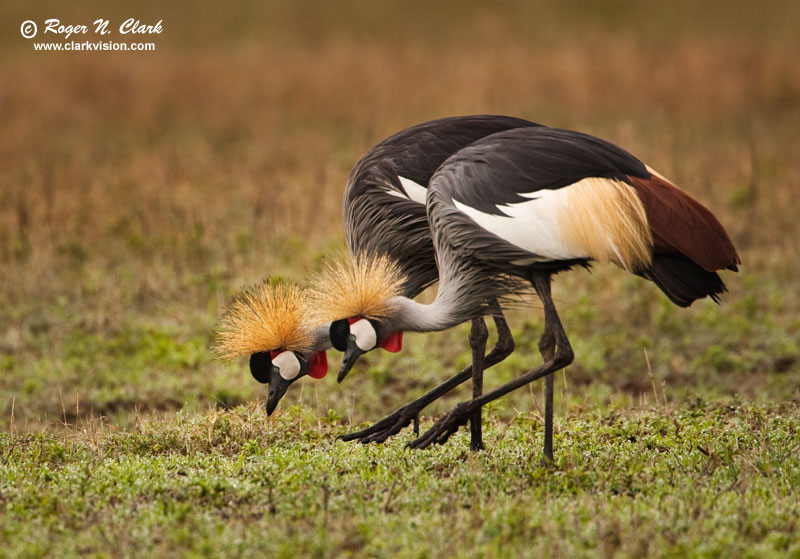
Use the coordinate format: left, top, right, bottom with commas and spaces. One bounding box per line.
350, 319, 377, 351
273, 351, 301, 381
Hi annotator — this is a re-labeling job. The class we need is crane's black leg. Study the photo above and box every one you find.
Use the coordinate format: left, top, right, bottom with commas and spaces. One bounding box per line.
339, 301, 514, 444
468, 317, 488, 451
409, 274, 573, 453
542, 367, 555, 463
536, 277, 557, 464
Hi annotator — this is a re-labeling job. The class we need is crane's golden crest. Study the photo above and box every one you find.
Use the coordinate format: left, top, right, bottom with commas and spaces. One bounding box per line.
310, 254, 407, 321
215, 281, 313, 359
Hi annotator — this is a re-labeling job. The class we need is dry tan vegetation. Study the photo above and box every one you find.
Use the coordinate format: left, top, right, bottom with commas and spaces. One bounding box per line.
1, 0, 799, 428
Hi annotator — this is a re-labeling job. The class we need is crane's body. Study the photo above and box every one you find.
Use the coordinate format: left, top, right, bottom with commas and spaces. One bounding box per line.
331, 124, 739, 456
343, 125, 738, 338
425, 126, 738, 311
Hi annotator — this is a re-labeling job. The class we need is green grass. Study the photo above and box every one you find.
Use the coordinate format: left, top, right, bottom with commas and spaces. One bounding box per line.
2, 401, 799, 559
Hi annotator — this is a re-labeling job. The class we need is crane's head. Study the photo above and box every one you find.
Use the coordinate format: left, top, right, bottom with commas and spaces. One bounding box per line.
215, 280, 328, 415
328, 316, 402, 382
248, 348, 328, 414
311, 254, 407, 382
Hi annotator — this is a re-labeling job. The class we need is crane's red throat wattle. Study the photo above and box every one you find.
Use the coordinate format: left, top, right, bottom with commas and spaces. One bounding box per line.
379, 331, 403, 352
309, 351, 328, 378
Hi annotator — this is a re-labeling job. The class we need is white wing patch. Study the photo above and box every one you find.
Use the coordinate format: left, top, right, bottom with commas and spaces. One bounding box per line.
382, 176, 428, 205
453, 188, 586, 262
383, 190, 408, 201
452, 177, 653, 270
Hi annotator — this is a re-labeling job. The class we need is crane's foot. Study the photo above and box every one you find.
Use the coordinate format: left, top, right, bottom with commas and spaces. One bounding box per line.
338, 404, 422, 444
406, 401, 474, 450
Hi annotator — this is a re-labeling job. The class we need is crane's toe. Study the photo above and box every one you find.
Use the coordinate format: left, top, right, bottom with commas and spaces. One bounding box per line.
406, 401, 474, 450
339, 403, 422, 444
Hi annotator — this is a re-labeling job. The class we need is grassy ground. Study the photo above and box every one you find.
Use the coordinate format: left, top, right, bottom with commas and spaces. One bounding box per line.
2, 402, 799, 558
2, 0, 800, 557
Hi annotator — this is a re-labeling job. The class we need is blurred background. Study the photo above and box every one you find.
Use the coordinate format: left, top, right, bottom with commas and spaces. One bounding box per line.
2, 0, 799, 430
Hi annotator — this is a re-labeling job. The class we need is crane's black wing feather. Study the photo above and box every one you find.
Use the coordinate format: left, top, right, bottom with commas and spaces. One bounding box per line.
346, 115, 541, 200
435, 127, 650, 216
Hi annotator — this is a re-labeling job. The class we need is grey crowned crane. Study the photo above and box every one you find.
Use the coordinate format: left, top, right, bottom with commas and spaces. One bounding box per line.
223, 116, 539, 435
317, 125, 739, 460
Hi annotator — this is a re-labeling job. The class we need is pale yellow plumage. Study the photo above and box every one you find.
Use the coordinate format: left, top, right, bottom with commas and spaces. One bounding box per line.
558, 178, 653, 272
310, 254, 407, 321
215, 281, 313, 359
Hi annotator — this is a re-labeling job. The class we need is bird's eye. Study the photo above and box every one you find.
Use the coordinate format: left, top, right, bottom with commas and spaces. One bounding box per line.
350, 318, 377, 351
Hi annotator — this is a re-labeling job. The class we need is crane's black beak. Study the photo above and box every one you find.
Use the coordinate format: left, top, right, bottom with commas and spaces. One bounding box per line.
266, 370, 291, 416
337, 337, 365, 383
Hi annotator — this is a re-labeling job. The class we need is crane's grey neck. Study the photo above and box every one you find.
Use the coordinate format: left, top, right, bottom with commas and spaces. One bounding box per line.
387, 276, 476, 332
384, 236, 525, 334
386, 296, 456, 332
310, 324, 332, 353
